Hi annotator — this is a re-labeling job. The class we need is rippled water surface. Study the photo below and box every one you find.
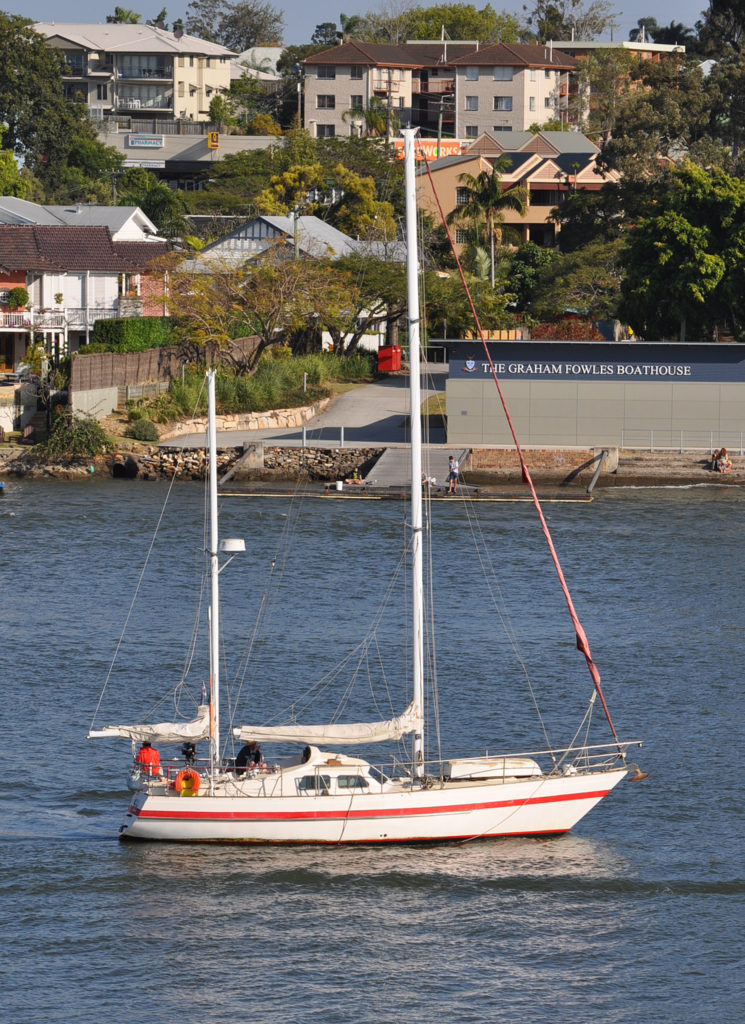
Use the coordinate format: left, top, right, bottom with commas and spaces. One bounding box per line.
1, 480, 743, 1023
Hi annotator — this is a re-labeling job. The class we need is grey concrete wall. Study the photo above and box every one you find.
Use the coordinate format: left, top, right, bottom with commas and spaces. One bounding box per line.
71, 387, 119, 419
446, 379, 745, 448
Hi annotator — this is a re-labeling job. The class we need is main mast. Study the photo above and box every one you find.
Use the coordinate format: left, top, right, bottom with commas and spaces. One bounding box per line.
403, 128, 425, 774
207, 369, 221, 786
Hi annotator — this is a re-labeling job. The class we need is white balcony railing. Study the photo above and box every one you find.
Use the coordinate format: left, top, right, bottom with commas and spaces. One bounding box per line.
0, 308, 121, 330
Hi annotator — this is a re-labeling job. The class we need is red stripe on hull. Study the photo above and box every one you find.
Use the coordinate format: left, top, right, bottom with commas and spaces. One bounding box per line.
129, 787, 611, 823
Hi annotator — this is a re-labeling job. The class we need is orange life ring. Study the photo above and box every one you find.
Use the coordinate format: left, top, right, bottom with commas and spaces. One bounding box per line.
174, 768, 201, 796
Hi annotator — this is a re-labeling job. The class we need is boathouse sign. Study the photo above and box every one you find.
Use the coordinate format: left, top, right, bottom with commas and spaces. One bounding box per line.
447, 342, 745, 383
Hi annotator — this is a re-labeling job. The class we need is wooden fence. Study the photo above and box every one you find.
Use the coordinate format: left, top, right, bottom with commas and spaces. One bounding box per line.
69, 338, 260, 394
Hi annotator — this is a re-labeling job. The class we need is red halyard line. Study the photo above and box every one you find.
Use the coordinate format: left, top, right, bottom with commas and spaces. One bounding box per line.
129, 787, 611, 822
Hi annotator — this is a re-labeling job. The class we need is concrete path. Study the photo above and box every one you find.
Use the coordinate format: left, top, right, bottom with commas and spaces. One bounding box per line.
168, 366, 449, 449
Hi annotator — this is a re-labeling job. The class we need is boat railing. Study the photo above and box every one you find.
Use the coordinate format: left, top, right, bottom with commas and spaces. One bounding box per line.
381, 741, 642, 782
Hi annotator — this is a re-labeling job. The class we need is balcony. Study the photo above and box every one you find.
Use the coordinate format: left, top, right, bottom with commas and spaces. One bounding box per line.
372, 77, 400, 93
0, 308, 120, 331
118, 94, 174, 111
118, 66, 173, 80
0, 312, 33, 331
66, 308, 120, 327
412, 79, 455, 94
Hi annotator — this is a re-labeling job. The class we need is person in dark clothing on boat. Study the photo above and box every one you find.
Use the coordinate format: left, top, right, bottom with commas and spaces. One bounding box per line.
235, 740, 262, 775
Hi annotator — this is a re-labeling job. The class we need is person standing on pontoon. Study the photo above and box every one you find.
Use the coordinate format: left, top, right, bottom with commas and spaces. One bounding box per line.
447, 456, 459, 494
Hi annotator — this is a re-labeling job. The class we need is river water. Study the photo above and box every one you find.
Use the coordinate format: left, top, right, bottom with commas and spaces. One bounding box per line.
1, 479, 742, 1023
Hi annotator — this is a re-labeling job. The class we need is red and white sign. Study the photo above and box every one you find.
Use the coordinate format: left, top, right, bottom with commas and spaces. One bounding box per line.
393, 139, 466, 161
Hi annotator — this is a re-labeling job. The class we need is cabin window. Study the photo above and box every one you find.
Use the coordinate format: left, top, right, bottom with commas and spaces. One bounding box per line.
464, 125, 478, 138
456, 187, 470, 205
297, 774, 331, 793
465, 67, 479, 81
465, 95, 478, 111
316, 124, 335, 137
529, 96, 536, 111
493, 96, 512, 111
318, 66, 336, 79
493, 66, 513, 81
337, 775, 370, 789
350, 66, 363, 79
317, 95, 335, 109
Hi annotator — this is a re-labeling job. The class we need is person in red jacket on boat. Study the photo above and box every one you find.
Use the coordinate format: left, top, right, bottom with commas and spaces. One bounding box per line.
135, 740, 162, 777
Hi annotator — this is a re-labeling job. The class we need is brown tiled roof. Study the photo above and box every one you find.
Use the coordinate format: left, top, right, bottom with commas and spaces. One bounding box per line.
304, 39, 575, 70
305, 41, 425, 68
113, 240, 170, 268
0, 225, 167, 273
450, 43, 576, 69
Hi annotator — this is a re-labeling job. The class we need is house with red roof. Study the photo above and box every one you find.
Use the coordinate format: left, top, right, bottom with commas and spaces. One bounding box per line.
0, 226, 168, 373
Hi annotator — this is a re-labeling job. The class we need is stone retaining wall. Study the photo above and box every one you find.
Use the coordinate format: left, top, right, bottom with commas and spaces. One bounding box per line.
120, 445, 384, 482
159, 398, 331, 440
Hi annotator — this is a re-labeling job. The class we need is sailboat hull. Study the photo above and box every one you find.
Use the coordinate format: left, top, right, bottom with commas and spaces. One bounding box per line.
119, 767, 628, 843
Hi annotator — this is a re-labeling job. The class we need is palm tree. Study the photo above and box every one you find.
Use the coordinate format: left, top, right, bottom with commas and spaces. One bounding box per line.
342, 96, 398, 138
446, 160, 527, 288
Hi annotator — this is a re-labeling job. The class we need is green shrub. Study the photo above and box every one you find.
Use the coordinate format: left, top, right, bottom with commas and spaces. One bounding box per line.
7, 286, 29, 311
89, 318, 175, 352
124, 419, 161, 441
37, 412, 112, 458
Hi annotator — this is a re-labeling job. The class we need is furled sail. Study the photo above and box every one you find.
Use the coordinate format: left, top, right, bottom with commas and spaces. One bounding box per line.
233, 701, 419, 746
88, 705, 210, 744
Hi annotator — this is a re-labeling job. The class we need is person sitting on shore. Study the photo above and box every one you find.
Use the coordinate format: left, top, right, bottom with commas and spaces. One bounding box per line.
717, 447, 732, 473
711, 449, 720, 471
344, 469, 365, 486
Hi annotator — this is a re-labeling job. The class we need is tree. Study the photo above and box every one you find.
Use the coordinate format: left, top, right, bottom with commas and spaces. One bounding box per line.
342, 95, 398, 137
528, 239, 624, 321
571, 46, 635, 139
597, 55, 713, 177
0, 128, 29, 198
106, 7, 142, 22
311, 22, 339, 46
0, 14, 122, 197
706, 55, 745, 173
618, 163, 745, 341
146, 7, 169, 27
327, 253, 409, 353
185, 0, 285, 49
405, 4, 521, 42
521, 0, 616, 41
446, 161, 527, 288
507, 242, 559, 311
117, 168, 188, 238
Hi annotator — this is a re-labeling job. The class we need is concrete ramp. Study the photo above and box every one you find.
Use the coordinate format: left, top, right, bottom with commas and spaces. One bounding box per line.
365, 448, 469, 489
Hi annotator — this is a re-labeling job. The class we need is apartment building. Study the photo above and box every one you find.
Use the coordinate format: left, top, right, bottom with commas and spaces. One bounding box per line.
303, 40, 576, 139
35, 23, 235, 122
449, 44, 575, 137
417, 130, 617, 249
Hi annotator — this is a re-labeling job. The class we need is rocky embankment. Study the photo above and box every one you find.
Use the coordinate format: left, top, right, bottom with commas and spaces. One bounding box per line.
0, 444, 385, 483
0, 443, 739, 488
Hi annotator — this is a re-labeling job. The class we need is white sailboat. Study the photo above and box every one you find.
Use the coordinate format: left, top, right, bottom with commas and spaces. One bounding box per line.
90, 130, 642, 843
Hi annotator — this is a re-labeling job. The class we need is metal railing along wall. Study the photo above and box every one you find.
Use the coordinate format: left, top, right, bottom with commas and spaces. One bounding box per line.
621, 429, 745, 454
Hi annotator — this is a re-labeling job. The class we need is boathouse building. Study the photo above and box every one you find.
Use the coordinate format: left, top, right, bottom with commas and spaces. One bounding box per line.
445, 341, 745, 449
